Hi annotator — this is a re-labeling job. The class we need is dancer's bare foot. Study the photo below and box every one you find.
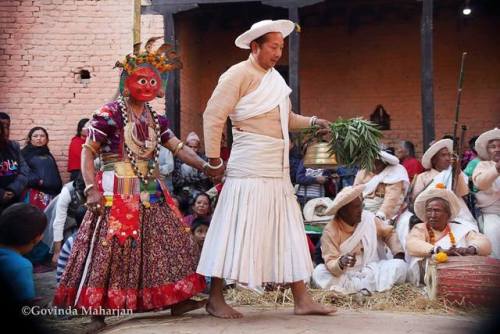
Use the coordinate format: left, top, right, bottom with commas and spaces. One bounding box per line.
206, 297, 243, 319
83, 316, 106, 334
294, 298, 337, 316
171, 299, 208, 316
291, 281, 336, 316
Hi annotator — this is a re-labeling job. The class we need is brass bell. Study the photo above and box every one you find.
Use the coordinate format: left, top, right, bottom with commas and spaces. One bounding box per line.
303, 142, 337, 168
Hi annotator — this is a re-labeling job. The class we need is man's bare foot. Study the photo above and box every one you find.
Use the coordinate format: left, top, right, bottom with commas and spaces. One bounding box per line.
171, 299, 208, 316
294, 299, 337, 316
83, 316, 106, 334
206, 298, 243, 319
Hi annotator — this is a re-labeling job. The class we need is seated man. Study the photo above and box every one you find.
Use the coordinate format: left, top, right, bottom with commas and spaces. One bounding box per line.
312, 185, 407, 294
472, 128, 500, 259
354, 150, 409, 223
406, 184, 491, 284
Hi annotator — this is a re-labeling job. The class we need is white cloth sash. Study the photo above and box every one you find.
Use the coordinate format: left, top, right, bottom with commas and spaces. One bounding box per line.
228, 66, 291, 178
339, 211, 379, 267
429, 166, 468, 191
363, 164, 410, 197
231, 68, 291, 122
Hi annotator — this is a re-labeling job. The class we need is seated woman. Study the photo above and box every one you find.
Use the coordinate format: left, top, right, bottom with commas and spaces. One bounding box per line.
406, 184, 491, 284
22, 127, 62, 210
183, 192, 212, 227
472, 128, 500, 259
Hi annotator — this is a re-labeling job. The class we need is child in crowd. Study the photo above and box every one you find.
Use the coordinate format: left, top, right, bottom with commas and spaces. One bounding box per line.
0, 203, 47, 304
191, 217, 210, 292
191, 217, 210, 248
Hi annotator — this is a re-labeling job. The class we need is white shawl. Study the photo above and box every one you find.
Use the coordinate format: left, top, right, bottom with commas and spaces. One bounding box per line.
363, 164, 410, 197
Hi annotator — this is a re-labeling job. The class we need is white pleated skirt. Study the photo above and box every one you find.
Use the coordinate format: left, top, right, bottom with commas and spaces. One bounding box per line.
197, 175, 313, 288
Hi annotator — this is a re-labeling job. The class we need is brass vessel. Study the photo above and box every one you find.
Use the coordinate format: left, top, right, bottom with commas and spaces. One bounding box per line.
303, 142, 337, 168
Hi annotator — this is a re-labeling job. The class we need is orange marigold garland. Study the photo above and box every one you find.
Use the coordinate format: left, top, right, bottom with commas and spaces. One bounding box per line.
427, 223, 456, 263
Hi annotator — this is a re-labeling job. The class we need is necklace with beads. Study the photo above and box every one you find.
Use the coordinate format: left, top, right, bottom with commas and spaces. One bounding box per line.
426, 222, 456, 247
118, 95, 161, 184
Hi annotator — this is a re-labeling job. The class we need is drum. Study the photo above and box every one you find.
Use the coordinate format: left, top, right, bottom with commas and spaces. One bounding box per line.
425, 256, 500, 306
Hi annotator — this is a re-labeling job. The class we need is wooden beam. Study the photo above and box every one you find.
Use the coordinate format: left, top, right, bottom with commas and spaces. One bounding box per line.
163, 13, 181, 136
420, 0, 435, 150
133, 0, 141, 45
288, 6, 300, 115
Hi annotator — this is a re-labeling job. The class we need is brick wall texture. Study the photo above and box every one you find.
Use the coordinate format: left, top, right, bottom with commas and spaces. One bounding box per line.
1, 1, 499, 182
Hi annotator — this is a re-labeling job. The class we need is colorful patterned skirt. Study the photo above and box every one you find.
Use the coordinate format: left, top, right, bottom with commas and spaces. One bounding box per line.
53, 199, 205, 311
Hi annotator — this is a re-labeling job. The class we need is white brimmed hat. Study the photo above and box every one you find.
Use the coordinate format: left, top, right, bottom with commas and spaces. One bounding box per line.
413, 184, 461, 222
379, 150, 399, 166
421, 139, 453, 169
235, 19, 295, 49
475, 128, 500, 161
303, 197, 334, 223
324, 185, 365, 216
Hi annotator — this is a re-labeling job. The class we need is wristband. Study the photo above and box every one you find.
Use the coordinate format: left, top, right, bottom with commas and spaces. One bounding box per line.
83, 184, 95, 196
203, 158, 224, 170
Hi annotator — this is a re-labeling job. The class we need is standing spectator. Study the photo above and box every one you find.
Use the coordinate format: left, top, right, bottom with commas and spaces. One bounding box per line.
395, 140, 424, 183
22, 127, 62, 210
67, 118, 89, 181
0, 112, 28, 214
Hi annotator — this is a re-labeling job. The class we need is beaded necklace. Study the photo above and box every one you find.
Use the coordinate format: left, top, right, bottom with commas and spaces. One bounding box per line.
118, 95, 161, 184
426, 222, 456, 247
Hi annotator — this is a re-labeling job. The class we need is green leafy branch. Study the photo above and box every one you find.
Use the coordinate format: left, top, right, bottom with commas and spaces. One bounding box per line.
301, 118, 382, 170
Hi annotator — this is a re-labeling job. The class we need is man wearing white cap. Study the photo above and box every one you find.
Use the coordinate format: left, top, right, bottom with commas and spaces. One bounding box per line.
312, 185, 407, 293
406, 184, 491, 283
353, 150, 410, 223
472, 128, 500, 258
411, 138, 476, 224
198, 20, 334, 318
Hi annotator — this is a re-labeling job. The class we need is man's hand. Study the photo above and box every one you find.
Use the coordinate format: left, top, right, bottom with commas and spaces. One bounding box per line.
315, 118, 331, 137
339, 253, 357, 269
205, 158, 225, 184
316, 176, 327, 184
445, 246, 475, 256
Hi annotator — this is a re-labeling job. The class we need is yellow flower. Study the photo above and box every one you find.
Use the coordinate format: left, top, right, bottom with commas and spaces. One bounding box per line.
435, 183, 446, 189
435, 251, 448, 263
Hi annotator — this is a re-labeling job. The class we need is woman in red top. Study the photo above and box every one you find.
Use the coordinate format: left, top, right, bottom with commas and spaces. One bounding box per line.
67, 118, 89, 181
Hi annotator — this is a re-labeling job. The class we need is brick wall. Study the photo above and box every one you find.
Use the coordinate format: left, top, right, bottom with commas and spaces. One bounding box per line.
0, 0, 163, 181
179, 5, 500, 157
1, 1, 499, 184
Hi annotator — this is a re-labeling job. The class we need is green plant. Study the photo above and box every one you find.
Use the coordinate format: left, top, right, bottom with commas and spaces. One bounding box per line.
302, 118, 382, 170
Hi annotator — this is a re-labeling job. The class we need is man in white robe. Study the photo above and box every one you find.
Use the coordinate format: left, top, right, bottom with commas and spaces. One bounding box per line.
199, 20, 334, 318
312, 185, 407, 294
472, 128, 500, 259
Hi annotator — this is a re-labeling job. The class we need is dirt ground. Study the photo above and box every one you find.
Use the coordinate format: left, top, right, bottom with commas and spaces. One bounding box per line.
33, 270, 491, 334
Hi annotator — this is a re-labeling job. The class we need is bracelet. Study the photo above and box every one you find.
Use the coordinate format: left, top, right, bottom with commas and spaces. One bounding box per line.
83, 184, 95, 196
310, 116, 318, 126
203, 157, 224, 170
173, 141, 184, 156
82, 143, 97, 156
